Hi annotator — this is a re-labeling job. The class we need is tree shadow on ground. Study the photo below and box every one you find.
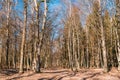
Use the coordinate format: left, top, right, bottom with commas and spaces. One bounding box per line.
38, 71, 76, 80
8, 72, 36, 80
38, 75, 58, 80
8, 70, 70, 80
7, 75, 26, 80
57, 72, 76, 80
38, 72, 101, 80
0, 68, 31, 76
0, 69, 18, 76
4, 70, 102, 80
42, 70, 70, 74
82, 72, 101, 80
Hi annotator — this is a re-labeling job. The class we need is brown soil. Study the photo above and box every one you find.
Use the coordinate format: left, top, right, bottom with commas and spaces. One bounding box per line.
0, 68, 120, 80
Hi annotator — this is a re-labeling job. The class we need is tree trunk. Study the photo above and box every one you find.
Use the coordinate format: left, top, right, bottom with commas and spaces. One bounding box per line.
116, 0, 120, 71
85, 26, 89, 68
0, 40, 1, 69
34, 1, 40, 72
72, 26, 79, 71
35, 0, 48, 73
68, 25, 73, 71
98, 0, 108, 72
115, 28, 120, 70
6, 0, 10, 69
19, 0, 27, 73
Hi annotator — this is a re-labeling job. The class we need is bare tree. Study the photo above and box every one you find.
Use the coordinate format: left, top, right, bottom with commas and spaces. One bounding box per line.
19, 0, 28, 73
98, 0, 108, 72
115, 0, 120, 71
6, 0, 11, 68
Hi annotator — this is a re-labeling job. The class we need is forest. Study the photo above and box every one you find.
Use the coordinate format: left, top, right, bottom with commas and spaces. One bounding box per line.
0, 0, 120, 80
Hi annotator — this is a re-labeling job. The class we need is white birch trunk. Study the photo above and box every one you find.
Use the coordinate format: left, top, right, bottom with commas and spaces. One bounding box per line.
19, 0, 27, 73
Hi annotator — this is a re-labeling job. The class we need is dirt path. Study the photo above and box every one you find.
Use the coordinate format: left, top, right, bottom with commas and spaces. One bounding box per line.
0, 68, 120, 80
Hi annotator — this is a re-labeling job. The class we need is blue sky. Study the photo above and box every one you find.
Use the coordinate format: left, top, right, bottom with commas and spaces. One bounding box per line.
15, 0, 62, 38
15, 0, 23, 11
15, 0, 61, 12
14, 0, 62, 24
13, 0, 116, 39
15, 0, 115, 26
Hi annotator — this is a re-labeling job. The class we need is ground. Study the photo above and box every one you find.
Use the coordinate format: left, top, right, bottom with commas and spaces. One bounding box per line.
0, 68, 120, 80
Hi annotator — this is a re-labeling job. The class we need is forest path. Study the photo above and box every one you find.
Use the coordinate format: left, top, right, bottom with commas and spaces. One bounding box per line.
0, 68, 120, 80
